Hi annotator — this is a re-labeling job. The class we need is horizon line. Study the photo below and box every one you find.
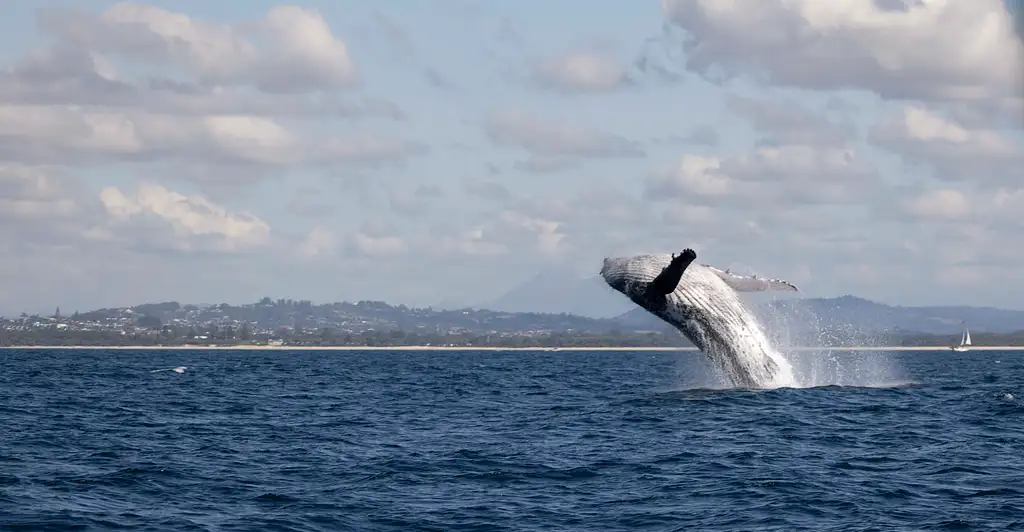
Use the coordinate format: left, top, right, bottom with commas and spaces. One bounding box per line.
1, 345, 1020, 352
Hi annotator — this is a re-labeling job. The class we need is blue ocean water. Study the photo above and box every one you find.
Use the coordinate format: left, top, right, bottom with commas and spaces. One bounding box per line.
0, 348, 1021, 531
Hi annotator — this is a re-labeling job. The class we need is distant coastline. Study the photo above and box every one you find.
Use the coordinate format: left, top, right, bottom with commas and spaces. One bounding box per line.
3, 345, 1024, 352
9, 297, 1024, 353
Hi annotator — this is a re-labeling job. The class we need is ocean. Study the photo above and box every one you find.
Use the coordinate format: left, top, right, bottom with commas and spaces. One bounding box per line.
0, 347, 1021, 531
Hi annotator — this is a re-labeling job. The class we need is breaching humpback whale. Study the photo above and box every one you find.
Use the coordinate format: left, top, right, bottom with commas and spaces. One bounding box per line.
600, 248, 798, 388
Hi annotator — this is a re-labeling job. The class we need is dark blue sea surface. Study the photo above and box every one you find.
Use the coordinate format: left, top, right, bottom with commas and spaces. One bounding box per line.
0, 347, 1022, 531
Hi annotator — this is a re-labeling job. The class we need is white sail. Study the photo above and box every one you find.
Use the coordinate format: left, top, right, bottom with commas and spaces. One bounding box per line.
951, 325, 971, 351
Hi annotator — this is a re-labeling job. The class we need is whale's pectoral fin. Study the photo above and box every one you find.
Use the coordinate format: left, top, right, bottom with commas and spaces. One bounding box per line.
647, 248, 697, 297
704, 265, 799, 292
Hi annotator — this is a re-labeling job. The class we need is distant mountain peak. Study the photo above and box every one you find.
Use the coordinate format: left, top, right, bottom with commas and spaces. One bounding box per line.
478, 265, 631, 319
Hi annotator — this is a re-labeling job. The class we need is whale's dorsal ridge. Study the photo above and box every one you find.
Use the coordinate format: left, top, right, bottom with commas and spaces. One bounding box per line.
702, 264, 799, 293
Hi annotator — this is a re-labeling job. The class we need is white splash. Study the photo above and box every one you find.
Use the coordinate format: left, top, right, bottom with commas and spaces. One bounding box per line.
151, 366, 188, 374
755, 299, 909, 388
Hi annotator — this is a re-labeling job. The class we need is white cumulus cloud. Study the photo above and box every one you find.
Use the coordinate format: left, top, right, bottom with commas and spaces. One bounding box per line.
99, 183, 272, 252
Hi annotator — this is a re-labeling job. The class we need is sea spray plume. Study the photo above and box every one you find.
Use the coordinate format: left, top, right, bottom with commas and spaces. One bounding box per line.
757, 298, 906, 387
600, 248, 799, 389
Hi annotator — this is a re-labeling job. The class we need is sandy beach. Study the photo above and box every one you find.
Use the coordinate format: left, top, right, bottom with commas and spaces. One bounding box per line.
2, 345, 1023, 352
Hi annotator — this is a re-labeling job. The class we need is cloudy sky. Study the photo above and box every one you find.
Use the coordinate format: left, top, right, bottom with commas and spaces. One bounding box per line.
0, 0, 1021, 315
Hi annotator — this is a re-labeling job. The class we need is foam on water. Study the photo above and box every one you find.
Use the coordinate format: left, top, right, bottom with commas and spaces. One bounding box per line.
151, 366, 188, 374
784, 348, 911, 388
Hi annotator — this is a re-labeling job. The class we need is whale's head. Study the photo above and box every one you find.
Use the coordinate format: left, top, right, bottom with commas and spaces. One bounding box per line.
601, 251, 698, 312
600, 255, 655, 304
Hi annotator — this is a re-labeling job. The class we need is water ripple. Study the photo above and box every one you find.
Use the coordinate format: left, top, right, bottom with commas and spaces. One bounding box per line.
0, 348, 1021, 531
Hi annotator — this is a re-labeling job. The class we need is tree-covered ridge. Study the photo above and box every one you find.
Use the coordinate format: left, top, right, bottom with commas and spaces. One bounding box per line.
1, 296, 1020, 348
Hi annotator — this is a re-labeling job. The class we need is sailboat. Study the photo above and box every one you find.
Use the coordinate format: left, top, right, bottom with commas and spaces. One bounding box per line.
950, 326, 971, 352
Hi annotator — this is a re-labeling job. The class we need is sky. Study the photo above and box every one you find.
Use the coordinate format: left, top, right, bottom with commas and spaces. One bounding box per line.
0, 0, 1022, 315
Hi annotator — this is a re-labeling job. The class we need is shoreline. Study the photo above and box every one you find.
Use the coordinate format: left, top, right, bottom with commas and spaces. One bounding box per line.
2, 345, 1022, 352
